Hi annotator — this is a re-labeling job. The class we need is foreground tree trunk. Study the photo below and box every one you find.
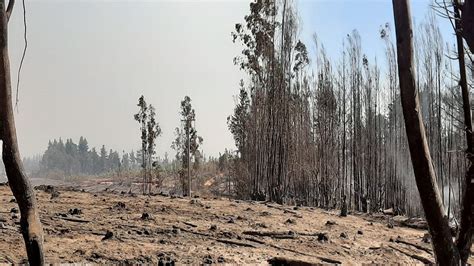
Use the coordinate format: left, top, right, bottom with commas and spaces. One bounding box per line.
0, 0, 45, 264
392, 1, 460, 264
461, 0, 474, 51
454, 1, 474, 263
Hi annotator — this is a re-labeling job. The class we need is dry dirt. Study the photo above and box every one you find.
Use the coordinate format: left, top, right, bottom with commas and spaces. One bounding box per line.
0, 184, 472, 265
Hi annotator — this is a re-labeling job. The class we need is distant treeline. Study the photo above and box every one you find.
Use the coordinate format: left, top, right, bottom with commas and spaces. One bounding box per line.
38, 137, 141, 177
0, 155, 41, 176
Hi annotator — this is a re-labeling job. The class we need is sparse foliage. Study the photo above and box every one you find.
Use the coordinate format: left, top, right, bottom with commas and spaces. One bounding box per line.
172, 96, 203, 196
134, 95, 162, 194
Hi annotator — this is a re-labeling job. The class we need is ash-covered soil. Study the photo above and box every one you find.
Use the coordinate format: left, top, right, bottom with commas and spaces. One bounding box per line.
0, 184, 472, 264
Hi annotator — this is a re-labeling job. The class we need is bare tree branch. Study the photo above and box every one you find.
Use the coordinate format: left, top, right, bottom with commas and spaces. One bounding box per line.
6, 0, 13, 22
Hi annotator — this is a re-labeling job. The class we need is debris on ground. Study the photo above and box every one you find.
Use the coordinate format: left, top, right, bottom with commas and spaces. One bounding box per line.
68, 208, 82, 215
0, 185, 472, 264
102, 230, 114, 241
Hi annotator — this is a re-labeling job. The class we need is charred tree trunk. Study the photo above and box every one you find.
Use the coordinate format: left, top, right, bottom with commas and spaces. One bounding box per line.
461, 0, 474, 51
392, 1, 459, 264
0, 0, 45, 264
454, 1, 474, 263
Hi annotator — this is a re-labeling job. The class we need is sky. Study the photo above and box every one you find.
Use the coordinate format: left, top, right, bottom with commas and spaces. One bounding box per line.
6, 0, 455, 159
298, 0, 455, 67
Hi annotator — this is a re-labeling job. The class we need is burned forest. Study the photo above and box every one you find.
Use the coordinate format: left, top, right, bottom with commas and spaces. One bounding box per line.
0, 0, 473, 264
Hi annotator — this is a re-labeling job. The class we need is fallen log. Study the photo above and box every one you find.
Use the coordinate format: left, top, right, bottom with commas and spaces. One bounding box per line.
69, 228, 109, 236
317, 256, 341, 264
173, 226, 211, 237
182, 221, 198, 228
268, 257, 317, 266
242, 230, 296, 238
273, 234, 297, 239
167, 225, 340, 264
298, 232, 321, 237
214, 238, 257, 248
267, 243, 341, 264
266, 204, 297, 214
244, 236, 266, 244
243, 230, 321, 239
388, 245, 433, 264
399, 217, 428, 230
394, 237, 432, 255
369, 246, 381, 250
58, 216, 91, 223
172, 225, 257, 248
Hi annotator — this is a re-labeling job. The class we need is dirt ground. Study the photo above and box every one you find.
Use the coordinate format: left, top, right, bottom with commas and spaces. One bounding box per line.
0, 183, 472, 265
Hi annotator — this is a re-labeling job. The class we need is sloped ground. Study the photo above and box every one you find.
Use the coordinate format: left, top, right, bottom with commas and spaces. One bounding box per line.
0, 184, 472, 264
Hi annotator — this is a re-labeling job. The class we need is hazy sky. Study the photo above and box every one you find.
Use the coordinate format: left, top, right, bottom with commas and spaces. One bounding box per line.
299, 0, 454, 63
6, 0, 453, 159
